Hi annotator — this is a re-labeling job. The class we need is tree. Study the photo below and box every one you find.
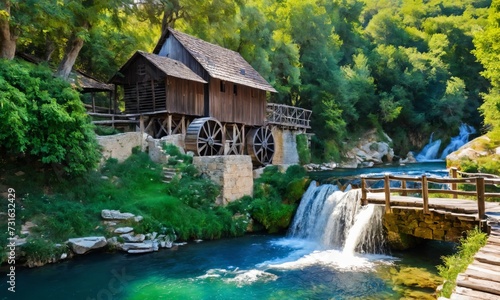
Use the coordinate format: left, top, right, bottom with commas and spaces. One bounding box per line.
473, 0, 500, 140
0, 59, 100, 175
55, 0, 134, 80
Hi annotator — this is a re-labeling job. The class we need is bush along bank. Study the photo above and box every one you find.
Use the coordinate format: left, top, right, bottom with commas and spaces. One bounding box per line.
1, 146, 309, 267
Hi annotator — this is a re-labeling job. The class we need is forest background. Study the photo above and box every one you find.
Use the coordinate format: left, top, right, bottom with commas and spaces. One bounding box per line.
2, 0, 500, 164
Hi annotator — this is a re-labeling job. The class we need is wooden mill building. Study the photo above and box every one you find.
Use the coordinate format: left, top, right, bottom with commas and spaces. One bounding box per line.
109, 28, 310, 165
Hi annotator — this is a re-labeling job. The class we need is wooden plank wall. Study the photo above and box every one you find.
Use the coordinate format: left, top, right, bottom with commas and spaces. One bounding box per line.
166, 77, 204, 116
159, 36, 210, 81
209, 78, 266, 126
121, 56, 205, 116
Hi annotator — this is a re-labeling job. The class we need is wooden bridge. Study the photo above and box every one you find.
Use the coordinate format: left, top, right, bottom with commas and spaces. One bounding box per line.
360, 168, 500, 222
360, 168, 500, 299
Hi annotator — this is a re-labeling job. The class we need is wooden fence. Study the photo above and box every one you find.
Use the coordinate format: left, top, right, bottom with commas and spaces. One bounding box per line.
360, 169, 500, 219
266, 103, 312, 129
88, 112, 139, 127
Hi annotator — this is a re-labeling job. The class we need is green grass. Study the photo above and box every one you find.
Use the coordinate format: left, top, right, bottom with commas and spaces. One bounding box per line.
1, 147, 309, 265
437, 228, 488, 298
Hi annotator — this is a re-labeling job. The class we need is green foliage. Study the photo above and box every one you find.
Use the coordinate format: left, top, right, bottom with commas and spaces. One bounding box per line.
21, 238, 68, 267
437, 228, 488, 298
296, 134, 311, 165
248, 165, 309, 233
0, 59, 100, 176
456, 155, 500, 176
95, 125, 121, 136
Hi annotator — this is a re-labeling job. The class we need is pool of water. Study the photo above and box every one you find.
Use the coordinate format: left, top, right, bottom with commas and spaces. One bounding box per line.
2, 234, 455, 300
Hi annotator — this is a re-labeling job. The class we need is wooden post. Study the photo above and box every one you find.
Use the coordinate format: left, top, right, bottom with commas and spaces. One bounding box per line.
401, 179, 407, 196
384, 174, 392, 213
422, 175, 429, 214
450, 167, 458, 198
91, 92, 96, 113
476, 177, 486, 220
167, 114, 172, 135
361, 176, 367, 206
139, 115, 145, 152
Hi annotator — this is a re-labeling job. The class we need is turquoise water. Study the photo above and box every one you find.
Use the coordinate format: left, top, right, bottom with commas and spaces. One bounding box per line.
1, 235, 454, 300
309, 161, 448, 182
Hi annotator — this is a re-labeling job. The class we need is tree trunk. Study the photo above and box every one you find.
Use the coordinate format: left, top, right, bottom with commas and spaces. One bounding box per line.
0, 1, 17, 59
56, 33, 85, 80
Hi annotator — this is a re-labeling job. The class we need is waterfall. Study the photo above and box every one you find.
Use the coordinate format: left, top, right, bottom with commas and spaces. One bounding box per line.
440, 124, 476, 159
416, 124, 475, 161
415, 133, 442, 161
288, 181, 387, 255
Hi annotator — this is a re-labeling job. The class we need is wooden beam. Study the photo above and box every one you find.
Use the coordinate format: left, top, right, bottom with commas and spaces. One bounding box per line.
477, 177, 486, 220
451, 167, 458, 198
384, 174, 391, 213
361, 176, 368, 206
422, 175, 429, 214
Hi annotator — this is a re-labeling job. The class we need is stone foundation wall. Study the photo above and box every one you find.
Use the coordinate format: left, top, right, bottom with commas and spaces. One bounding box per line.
383, 208, 478, 245
272, 128, 301, 165
97, 132, 148, 163
147, 134, 185, 164
193, 155, 253, 205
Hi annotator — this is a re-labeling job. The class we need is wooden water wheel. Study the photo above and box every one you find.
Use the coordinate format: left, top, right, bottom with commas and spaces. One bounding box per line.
225, 124, 245, 155
185, 117, 224, 156
246, 126, 275, 165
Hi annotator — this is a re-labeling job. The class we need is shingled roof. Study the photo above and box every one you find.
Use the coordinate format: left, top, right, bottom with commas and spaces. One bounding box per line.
155, 28, 277, 93
110, 51, 207, 84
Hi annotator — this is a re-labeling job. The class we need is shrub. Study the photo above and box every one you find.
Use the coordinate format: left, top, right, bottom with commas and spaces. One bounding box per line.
21, 238, 67, 267
0, 59, 100, 176
437, 228, 487, 298
296, 134, 311, 165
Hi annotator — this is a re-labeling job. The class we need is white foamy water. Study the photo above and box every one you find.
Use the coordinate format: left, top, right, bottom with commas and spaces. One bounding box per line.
196, 268, 278, 287
262, 242, 394, 272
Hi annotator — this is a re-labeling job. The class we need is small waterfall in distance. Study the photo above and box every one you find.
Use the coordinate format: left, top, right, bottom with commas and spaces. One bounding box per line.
416, 123, 475, 161
288, 181, 387, 255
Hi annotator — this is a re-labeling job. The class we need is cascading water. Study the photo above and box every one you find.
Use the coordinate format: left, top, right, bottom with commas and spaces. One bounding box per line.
415, 123, 475, 161
415, 133, 442, 161
288, 181, 387, 255
440, 124, 476, 159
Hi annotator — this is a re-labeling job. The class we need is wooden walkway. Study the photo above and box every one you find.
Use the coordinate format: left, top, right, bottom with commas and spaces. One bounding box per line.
451, 224, 500, 299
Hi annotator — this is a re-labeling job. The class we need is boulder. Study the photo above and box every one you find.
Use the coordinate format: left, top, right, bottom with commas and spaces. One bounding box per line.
68, 236, 107, 255
120, 233, 145, 242
114, 227, 134, 234
101, 209, 135, 220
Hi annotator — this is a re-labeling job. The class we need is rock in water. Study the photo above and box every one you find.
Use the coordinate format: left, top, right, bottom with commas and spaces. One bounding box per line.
67, 237, 107, 254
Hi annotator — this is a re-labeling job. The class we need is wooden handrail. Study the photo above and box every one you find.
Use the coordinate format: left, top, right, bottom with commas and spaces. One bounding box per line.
360, 169, 500, 220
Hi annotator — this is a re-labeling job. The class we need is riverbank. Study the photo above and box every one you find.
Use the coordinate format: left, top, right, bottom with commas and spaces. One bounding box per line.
0, 148, 308, 268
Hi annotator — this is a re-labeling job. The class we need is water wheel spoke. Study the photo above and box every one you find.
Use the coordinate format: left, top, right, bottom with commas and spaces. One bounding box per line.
213, 127, 222, 139
198, 143, 208, 154
201, 124, 210, 139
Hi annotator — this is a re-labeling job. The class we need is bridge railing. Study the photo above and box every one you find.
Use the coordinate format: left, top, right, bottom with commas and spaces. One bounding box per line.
266, 103, 312, 129
360, 172, 500, 220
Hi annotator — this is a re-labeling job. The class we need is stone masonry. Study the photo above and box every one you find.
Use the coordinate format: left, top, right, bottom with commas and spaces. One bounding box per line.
193, 155, 253, 206
272, 128, 300, 165
97, 132, 148, 163
383, 207, 479, 246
